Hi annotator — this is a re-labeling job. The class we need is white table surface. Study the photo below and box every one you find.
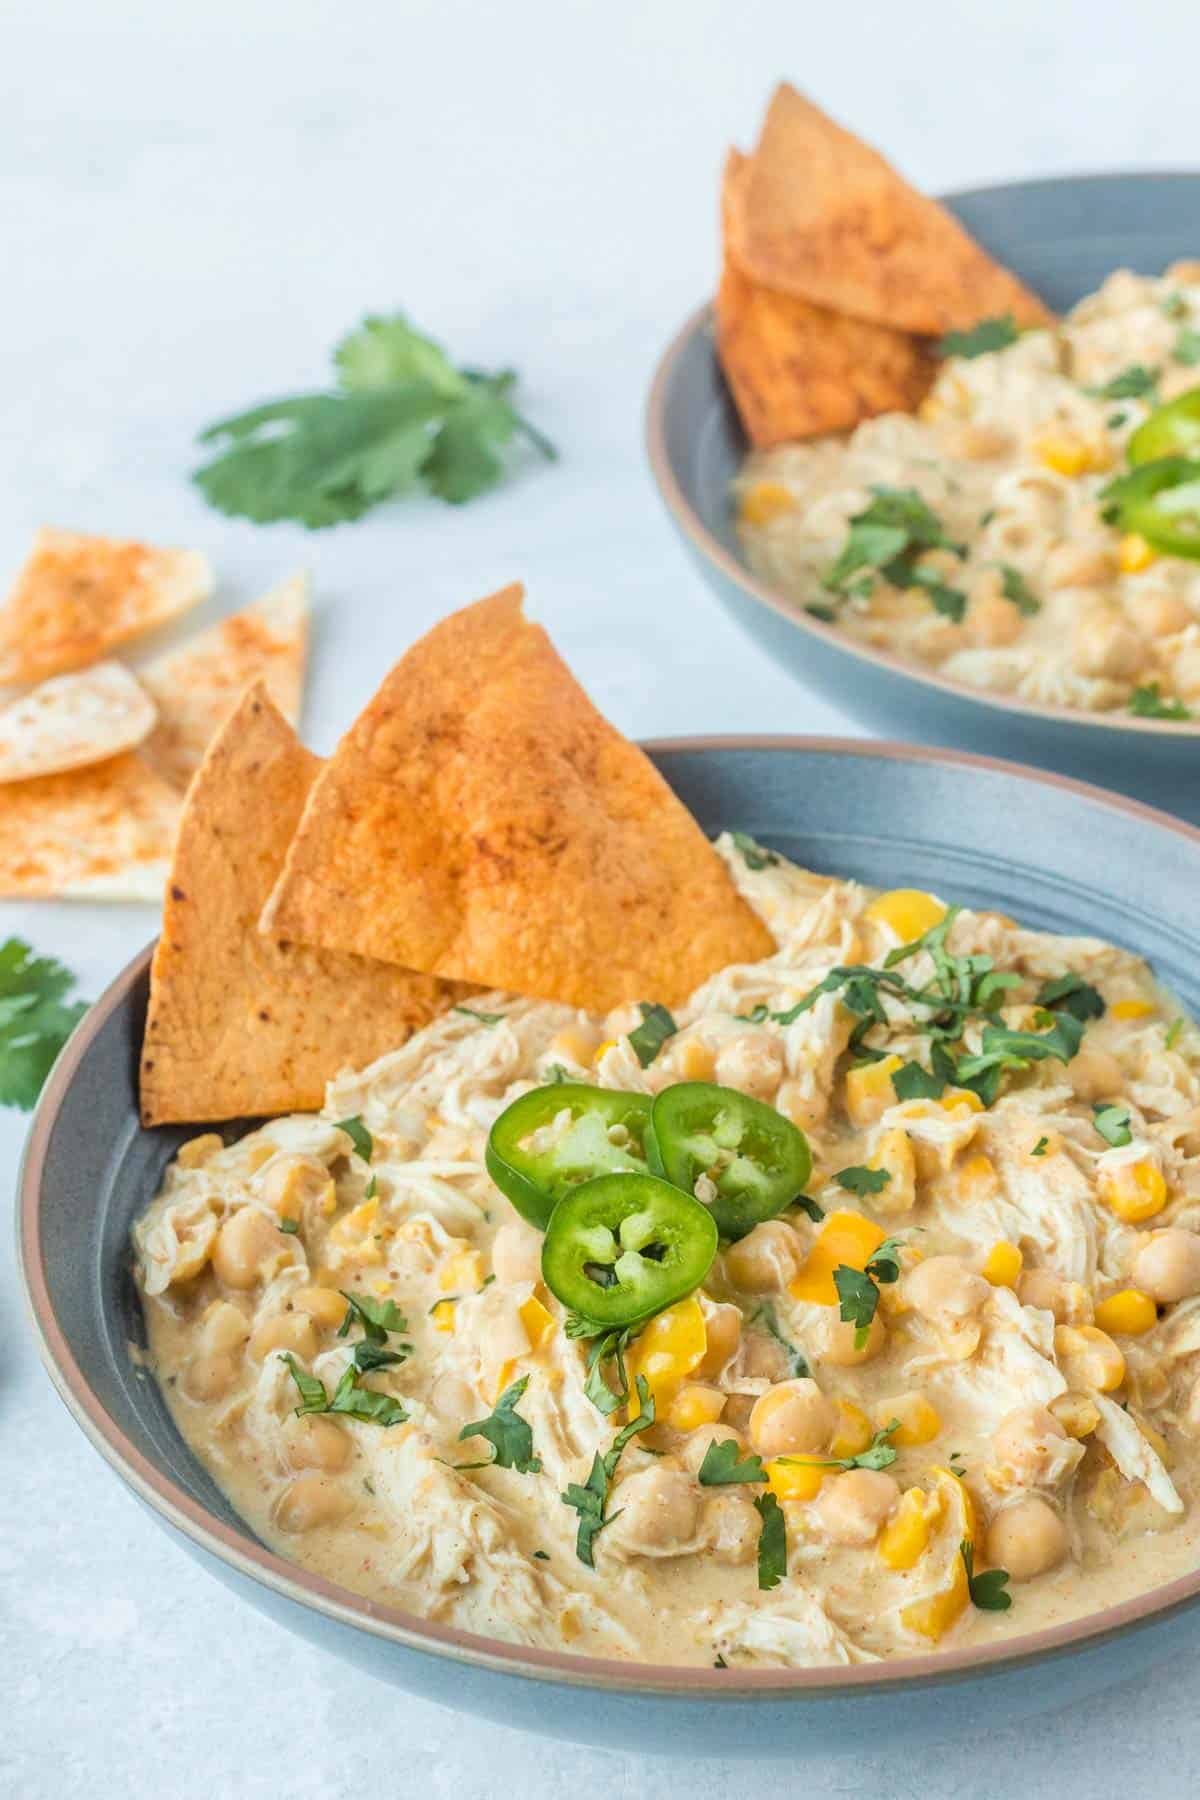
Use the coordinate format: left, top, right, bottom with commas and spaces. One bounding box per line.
4, 1, 1199, 1791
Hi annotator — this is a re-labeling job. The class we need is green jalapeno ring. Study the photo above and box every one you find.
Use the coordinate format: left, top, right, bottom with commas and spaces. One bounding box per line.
1101, 455, 1200, 561
646, 1080, 812, 1242
1129, 387, 1200, 467
485, 1083, 652, 1229
540, 1172, 719, 1328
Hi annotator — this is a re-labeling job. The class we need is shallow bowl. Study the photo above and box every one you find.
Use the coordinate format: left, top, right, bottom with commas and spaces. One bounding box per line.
646, 173, 1200, 822
17, 738, 1200, 1754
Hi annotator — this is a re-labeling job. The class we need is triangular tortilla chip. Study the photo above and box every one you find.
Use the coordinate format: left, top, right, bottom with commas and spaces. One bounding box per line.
0, 661, 156, 784
716, 151, 935, 446
261, 586, 775, 1011
140, 685, 470, 1126
0, 752, 181, 900
0, 528, 212, 685
139, 572, 309, 790
728, 85, 1052, 336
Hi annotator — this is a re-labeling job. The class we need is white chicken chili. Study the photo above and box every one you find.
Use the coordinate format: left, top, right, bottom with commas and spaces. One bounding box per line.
735, 266, 1200, 720
134, 839, 1200, 1668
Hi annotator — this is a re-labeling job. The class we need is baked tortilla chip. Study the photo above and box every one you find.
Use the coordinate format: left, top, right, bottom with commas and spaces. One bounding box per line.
717, 152, 934, 446
140, 686, 468, 1126
0, 528, 212, 685
139, 572, 309, 790
261, 586, 775, 1011
0, 661, 156, 784
0, 752, 181, 900
729, 85, 1052, 337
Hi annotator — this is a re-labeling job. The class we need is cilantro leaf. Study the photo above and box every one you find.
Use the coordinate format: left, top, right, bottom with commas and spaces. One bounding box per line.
891, 1059, 947, 1101
334, 1116, 373, 1161
779, 1420, 900, 1475
1174, 327, 1200, 368
731, 831, 780, 871
751, 1302, 810, 1378
193, 313, 555, 528
454, 1005, 506, 1025
962, 1539, 1013, 1612
561, 1377, 655, 1565
753, 1491, 787, 1590
582, 1328, 634, 1417
833, 1264, 882, 1349
1035, 973, 1105, 1022
1088, 364, 1159, 400
1130, 682, 1192, 722
823, 486, 963, 603
835, 1164, 891, 1198
1031, 1136, 1049, 1157
337, 1292, 406, 1342
697, 1438, 767, 1486
1093, 1103, 1133, 1148
996, 563, 1040, 616
937, 315, 1020, 359
278, 1217, 300, 1235
866, 1237, 904, 1286
953, 1013, 1085, 1105
352, 1341, 409, 1373
628, 1002, 678, 1067
460, 1374, 542, 1474
0, 938, 88, 1110
1166, 1018, 1184, 1051
283, 1355, 408, 1427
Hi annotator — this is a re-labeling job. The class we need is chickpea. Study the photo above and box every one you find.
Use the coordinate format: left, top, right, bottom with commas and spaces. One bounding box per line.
985, 1497, 1068, 1581
967, 585, 1024, 649
1047, 541, 1117, 590
695, 1301, 742, 1379
282, 1414, 352, 1473
703, 1492, 760, 1565
817, 1312, 887, 1367
715, 1032, 784, 1102
775, 1079, 828, 1136
815, 1469, 900, 1545
491, 1219, 543, 1286
249, 1313, 318, 1361
212, 1206, 289, 1290
679, 1423, 749, 1477
1068, 1046, 1125, 1104
1131, 1229, 1200, 1305
1124, 589, 1192, 639
748, 1378, 836, 1459
607, 1467, 701, 1556
1071, 608, 1147, 682
723, 1219, 805, 1293
992, 1406, 1068, 1483
905, 1256, 989, 1325
273, 1472, 353, 1534
182, 1351, 238, 1402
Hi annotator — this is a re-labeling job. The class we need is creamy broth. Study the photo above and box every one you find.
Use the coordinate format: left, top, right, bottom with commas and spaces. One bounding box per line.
735, 268, 1200, 718
134, 842, 1200, 1668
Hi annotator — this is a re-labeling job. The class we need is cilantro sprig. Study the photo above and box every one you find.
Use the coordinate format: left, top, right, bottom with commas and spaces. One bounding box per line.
561, 1377, 655, 1565
1087, 364, 1159, 401
834, 1242, 903, 1348
754, 1491, 788, 1591
628, 1003, 678, 1068
731, 832, 780, 871
961, 1539, 1013, 1612
283, 1354, 408, 1427
0, 938, 88, 1110
780, 1420, 901, 1474
937, 315, 1020, 360
459, 1375, 542, 1474
1093, 1103, 1133, 1148
193, 313, 556, 528
822, 486, 966, 619
835, 1165, 891, 1198
1129, 683, 1192, 722
337, 1292, 411, 1372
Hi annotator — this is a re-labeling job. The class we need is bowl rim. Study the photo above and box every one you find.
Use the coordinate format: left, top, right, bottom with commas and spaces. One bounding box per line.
18, 732, 1200, 1702
644, 169, 1200, 740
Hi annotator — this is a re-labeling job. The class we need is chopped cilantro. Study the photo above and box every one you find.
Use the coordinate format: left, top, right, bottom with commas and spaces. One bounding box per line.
1093, 1103, 1133, 1148
334, 1115, 373, 1161
833, 1240, 903, 1348
1088, 364, 1159, 400
962, 1539, 1012, 1612
891, 1058, 948, 1102
697, 1438, 767, 1486
822, 486, 964, 612
937, 315, 1020, 360
714, 1653, 729, 1669
460, 1374, 542, 1474
533, 1549, 550, 1561
996, 563, 1040, 616
805, 603, 838, 623
735, 1003, 770, 1024
781, 1421, 901, 1475
581, 1327, 635, 1417
282, 1354, 408, 1427
1129, 683, 1192, 722
835, 1164, 891, 1198
751, 1302, 810, 1378
278, 1217, 300, 1235
731, 831, 780, 871
561, 1377, 655, 1565
628, 1002, 678, 1067
793, 1194, 825, 1224
954, 1013, 1085, 1106
454, 1005, 506, 1025
1031, 1136, 1049, 1157
1035, 973, 1105, 1022
1166, 1018, 1184, 1051
1107, 411, 1128, 430
753, 1492, 787, 1591
1173, 327, 1200, 367
338, 1293, 407, 1341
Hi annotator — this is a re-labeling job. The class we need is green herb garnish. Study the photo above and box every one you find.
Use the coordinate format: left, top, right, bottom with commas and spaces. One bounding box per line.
822, 486, 964, 613
334, 1115, 373, 1161
781, 1420, 901, 1475
283, 1355, 408, 1427
833, 1241, 903, 1348
962, 1539, 1012, 1612
628, 1002, 678, 1067
697, 1439, 767, 1486
454, 1005, 506, 1025
731, 831, 780, 871
1089, 364, 1159, 401
1093, 1103, 1133, 1148
937, 315, 1020, 359
460, 1374, 542, 1474
996, 563, 1040, 616
581, 1328, 635, 1417
753, 1491, 787, 1590
1173, 328, 1200, 368
561, 1377, 655, 1566
0, 939, 88, 1110
1129, 683, 1192, 722
835, 1164, 891, 1198
1166, 1018, 1184, 1051
1031, 1137, 1049, 1157
1035, 973, 1105, 1022
279, 1218, 300, 1235
751, 1301, 810, 1378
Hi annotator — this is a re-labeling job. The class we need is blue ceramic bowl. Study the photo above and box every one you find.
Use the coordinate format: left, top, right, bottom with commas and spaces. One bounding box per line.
17, 738, 1200, 1755
646, 173, 1200, 823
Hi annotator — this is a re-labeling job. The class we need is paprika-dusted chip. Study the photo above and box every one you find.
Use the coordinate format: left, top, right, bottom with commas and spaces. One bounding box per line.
0, 751, 181, 901
262, 586, 775, 1010
0, 661, 156, 784
0, 527, 212, 685
727, 85, 1052, 337
140, 685, 469, 1126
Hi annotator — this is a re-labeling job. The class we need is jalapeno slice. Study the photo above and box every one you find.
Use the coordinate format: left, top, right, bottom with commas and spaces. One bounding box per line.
540, 1172, 719, 1327
646, 1081, 811, 1241
485, 1083, 652, 1228
1101, 456, 1200, 560
1129, 388, 1200, 466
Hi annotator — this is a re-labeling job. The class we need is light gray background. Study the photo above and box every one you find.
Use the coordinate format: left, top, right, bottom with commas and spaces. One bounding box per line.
2, 1, 1198, 1792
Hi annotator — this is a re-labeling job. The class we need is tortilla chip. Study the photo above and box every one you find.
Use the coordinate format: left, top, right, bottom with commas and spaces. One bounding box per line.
139, 572, 310, 790
261, 586, 775, 1011
729, 85, 1053, 336
0, 752, 181, 900
140, 686, 470, 1126
0, 661, 156, 784
717, 153, 934, 446
0, 528, 212, 685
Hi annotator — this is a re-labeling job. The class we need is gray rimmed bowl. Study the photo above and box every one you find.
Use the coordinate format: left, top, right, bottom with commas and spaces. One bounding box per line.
646, 173, 1200, 823
17, 737, 1200, 1756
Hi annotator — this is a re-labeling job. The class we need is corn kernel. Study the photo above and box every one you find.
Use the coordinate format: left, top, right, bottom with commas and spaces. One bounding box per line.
431, 1299, 456, 1333
879, 1486, 945, 1571
899, 1469, 974, 1640
1110, 998, 1155, 1020
844, 1055, 904, 1128
329, 1197, 382, 1260
625, 1297, 708, 1406
1094, 1288, 1158, 1336
864, 889, 947, 943
982, 1240, 1023, 1288
766, 1458, 825, 1502
739, 481, 796, 526
941, 1087, 985, 1115
668, 1384, 727, 1432
1099, 1159, 1167, 1223
1056, 1324, 1126, 1391
678, 1038, 716, 1082
829, 1400, 873, 1460
790, 1210, 887, 1305
593, 1039, 618, 1065
1034, 430, 1111, 477
1118, 533, 1157, 573
291, 1285, 348, 1330
880, 1393, 942, 1447
518, 1292, 557, 1352
871, 1128, 917, 1214
1049, 1390, 1100, 1438
439, 1249, 485, 1293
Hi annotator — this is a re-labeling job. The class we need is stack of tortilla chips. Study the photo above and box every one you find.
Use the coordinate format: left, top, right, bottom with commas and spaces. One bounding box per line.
716, 85, 1053, 447
0, 530, 309, 898
141, 585, 776, 1125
